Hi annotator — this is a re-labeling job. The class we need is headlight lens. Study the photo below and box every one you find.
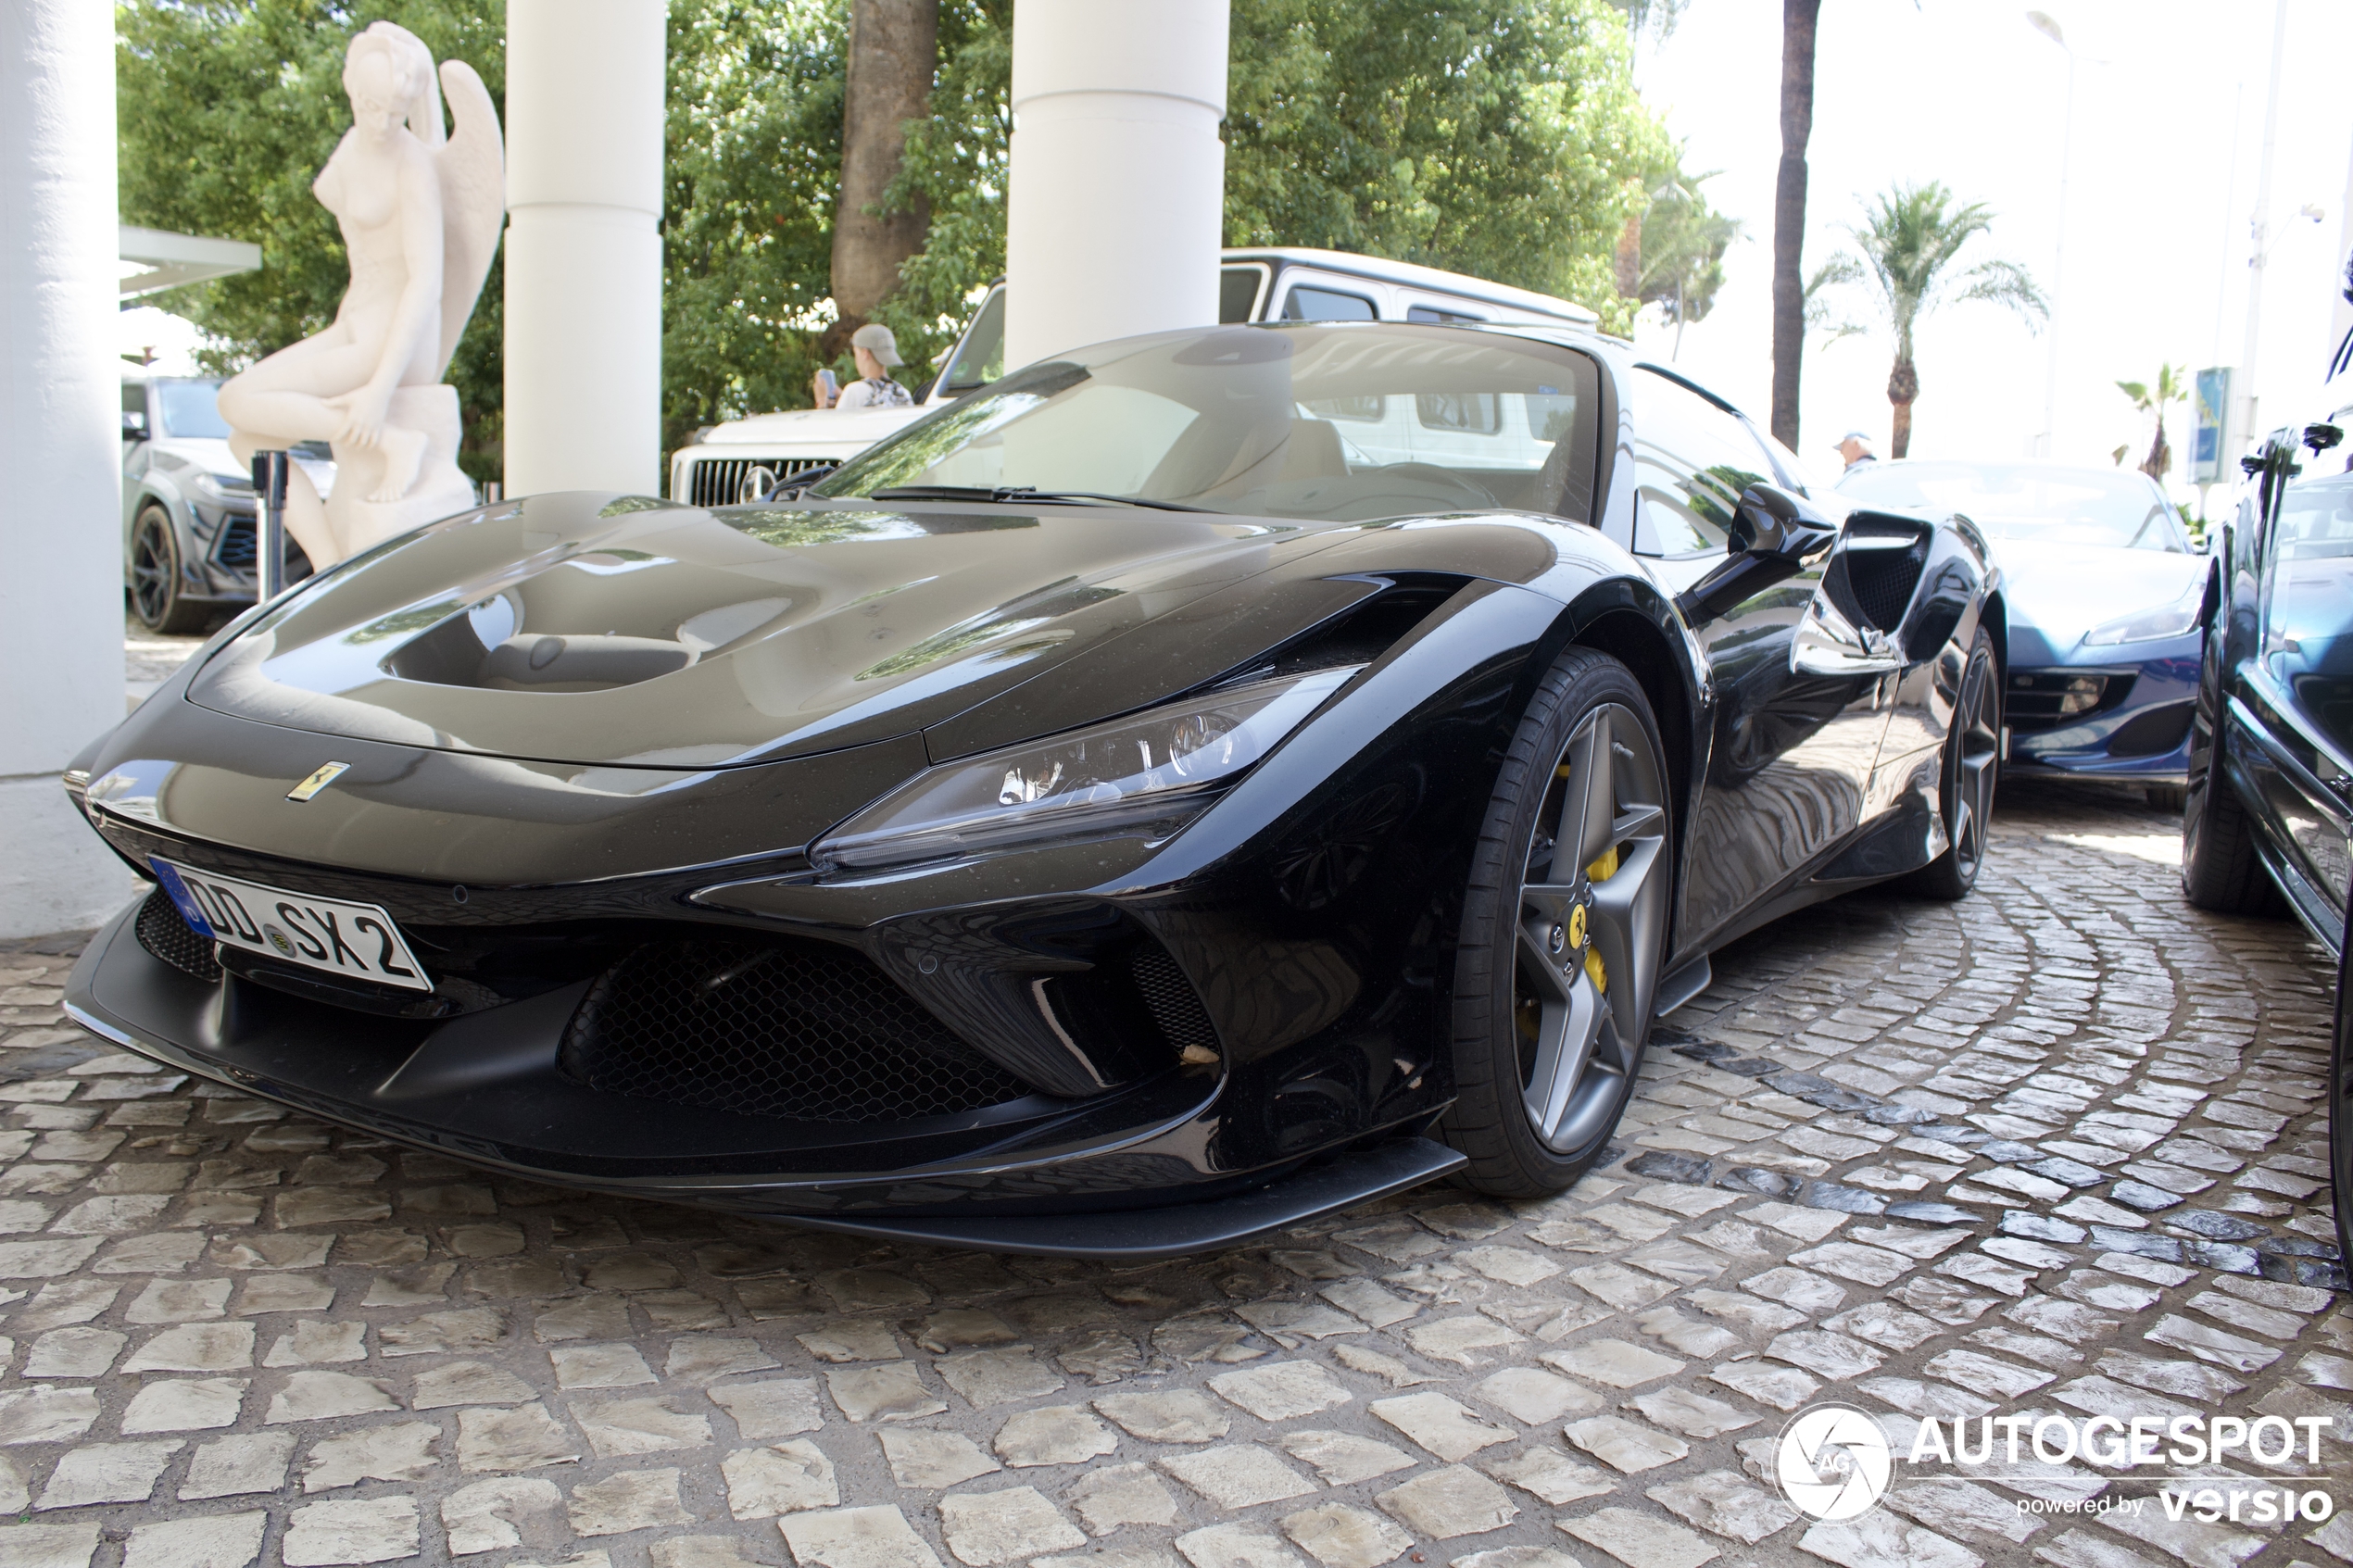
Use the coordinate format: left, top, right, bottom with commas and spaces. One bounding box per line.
2082, 584, 2204, 646
190, 470, 253, 505
811, 665, 1360, 874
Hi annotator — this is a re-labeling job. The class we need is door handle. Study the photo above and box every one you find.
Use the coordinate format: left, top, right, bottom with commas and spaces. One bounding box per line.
1791, 594, 1904, 676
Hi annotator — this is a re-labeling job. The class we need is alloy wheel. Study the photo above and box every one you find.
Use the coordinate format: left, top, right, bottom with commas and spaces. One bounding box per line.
130, 510, 177, 630
1947, 647, 2000, 880
1514, 702, 1670, 1154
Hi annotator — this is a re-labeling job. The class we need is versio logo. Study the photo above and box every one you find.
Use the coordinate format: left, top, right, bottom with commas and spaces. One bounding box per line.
1777, 1404, 1894, 1521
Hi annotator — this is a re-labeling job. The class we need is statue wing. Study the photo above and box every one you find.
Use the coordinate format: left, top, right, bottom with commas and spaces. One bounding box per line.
433, 58, 506, 380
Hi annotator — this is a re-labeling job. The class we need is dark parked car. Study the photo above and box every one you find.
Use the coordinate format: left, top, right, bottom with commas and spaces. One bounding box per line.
63, 320, 2000, 1257
1839, 460, 2202, 809
2181, 410, 2353, 946
121, 374, 321, 633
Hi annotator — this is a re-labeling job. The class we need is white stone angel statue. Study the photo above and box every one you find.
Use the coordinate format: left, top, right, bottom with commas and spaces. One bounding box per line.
219, 22, 504, 570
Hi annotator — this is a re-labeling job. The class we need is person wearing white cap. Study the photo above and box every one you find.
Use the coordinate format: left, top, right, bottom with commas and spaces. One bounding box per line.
1834, 430, 1879, 474
813, 322, 914, 410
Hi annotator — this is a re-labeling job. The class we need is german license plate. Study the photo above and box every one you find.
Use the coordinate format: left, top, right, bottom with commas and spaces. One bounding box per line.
150, 859, 434, 993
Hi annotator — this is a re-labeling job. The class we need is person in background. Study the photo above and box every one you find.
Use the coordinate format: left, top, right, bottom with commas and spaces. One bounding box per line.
1835, 430, 1879, 474
812, 323, 914, 410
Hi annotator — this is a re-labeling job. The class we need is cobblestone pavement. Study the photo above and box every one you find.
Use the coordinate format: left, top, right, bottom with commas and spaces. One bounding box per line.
1, 784, 2347, 1568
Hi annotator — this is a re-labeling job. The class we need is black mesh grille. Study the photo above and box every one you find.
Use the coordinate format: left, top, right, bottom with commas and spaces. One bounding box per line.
682, 456, 836, 508
1843, 544, 1926, 631
1130, 946, 1217, 1055
137, 889, 221, 983
216, 513, 258, 568
558, 936, 1031, 1123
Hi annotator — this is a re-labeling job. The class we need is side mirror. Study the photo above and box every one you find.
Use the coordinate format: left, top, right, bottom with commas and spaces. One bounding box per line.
1675, 483, 1840, 626
121, 411, 147, 442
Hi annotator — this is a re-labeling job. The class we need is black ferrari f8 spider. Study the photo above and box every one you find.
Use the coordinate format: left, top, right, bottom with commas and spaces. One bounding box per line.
63, 320, 2002, 1256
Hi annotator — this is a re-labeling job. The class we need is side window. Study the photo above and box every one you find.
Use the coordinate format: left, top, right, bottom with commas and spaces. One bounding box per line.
1282, 284, 1377, 321
1629, 370, 1775, 558
1219, 266, 1268, 323
1406, 303, 1487, 324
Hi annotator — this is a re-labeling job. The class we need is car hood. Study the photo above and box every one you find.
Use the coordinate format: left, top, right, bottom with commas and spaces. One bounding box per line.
147, 435, 338, 496
1992, 537, 2206, 648
183, 490, 1353, 769
701, 406, 925, 448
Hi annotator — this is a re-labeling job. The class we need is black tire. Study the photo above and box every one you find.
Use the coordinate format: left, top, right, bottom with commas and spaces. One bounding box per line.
2181, 651, 2275, 913
128, 504, 208, 633
1906, 627, 2000, 900
1443, 646, 1673, 1198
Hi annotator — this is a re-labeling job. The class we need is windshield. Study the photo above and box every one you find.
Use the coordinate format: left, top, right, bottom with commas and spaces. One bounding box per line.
155, 379, 231, 440
812, 322, 1602, 525
1838, 461, 2182, 551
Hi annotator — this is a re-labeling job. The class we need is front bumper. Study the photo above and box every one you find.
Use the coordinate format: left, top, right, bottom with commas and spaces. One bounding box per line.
2003, 646, 2198, 784
67, 895, 1460, 1255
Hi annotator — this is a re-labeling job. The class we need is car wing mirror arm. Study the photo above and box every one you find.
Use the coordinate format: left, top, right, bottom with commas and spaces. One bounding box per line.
1673, 483, 1839, 627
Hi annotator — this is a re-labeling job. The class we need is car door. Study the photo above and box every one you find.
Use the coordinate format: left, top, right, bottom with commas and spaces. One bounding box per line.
1626, 369, 1894, 947
2236, 440, 2353, 946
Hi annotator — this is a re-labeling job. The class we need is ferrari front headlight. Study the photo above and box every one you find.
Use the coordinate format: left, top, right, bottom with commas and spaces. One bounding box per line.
811, 665, 1360, 875
2082, 583, 2204, 646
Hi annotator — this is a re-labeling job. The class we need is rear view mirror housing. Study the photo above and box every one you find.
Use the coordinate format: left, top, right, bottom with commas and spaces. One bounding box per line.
1675, 483, 1841, 626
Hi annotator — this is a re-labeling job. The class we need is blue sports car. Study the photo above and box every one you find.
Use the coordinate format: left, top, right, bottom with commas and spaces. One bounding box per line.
1839, 460, 2207, 807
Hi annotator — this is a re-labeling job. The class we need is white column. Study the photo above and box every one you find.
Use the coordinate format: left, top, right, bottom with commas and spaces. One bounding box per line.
0, 0, 136, 937
503, 0, 666, 497
1004, 0, 1229, 370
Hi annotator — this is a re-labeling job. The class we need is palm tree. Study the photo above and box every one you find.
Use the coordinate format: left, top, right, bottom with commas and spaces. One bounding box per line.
2117, 364, 2187, 481
1768, 0, 1822, 449
1831, 182, 2047, 458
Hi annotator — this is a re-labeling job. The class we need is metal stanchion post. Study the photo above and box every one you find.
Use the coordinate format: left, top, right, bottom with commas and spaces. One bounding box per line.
251, 449, 289, 601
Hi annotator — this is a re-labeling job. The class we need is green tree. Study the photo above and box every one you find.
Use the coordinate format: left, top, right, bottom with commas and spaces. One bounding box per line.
1629, 162, 1740, 356
2116, 363, 2186, 482
1827, 181, 2046, 458
1222, 0, 1666, 331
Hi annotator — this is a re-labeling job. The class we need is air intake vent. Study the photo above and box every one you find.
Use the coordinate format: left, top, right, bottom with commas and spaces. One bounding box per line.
559, 936, 1032, 1123
1130, 946, 1217, 1058
1840, 539, 1928, 632
137, 888, 221, 984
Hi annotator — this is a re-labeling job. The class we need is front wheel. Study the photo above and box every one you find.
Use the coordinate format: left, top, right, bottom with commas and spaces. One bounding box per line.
2181, 657, 2275, 913
1906, 627, 2000, 899
1444, 646, 1673, 1198
129, 504, 208, 634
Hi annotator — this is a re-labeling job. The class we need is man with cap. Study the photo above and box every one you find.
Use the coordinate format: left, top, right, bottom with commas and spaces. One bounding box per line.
815, 323, 915, 410
1834, 430, 1879, 474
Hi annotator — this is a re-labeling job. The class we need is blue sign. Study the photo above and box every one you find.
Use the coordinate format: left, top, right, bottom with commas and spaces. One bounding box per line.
2193, 367, 2232, 483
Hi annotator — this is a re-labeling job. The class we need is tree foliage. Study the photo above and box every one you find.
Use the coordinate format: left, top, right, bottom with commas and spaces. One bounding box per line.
121, 0, 1682, 473
2118, 363, 2186, 481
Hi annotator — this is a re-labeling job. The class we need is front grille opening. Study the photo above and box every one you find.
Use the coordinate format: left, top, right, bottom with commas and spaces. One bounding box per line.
136, 888, 221, 984
213, 516, 313, 582
684, 456, 836, 508
559, 935, 1033, 1123
2007, 669, 2135, 734
1130, 945, 1218, 1058
2107, 700, 2195, 758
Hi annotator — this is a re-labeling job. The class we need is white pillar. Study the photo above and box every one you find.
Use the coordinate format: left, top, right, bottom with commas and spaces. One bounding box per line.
503, 0, 666, 497
0, 0, 136, 937
1005, 0, 1229, 370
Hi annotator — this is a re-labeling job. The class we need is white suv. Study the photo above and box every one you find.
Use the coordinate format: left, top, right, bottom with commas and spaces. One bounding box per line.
669, 247, 1601, 507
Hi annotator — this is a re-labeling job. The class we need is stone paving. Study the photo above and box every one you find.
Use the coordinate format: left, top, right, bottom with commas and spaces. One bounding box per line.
0, 782, 2346, 1568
